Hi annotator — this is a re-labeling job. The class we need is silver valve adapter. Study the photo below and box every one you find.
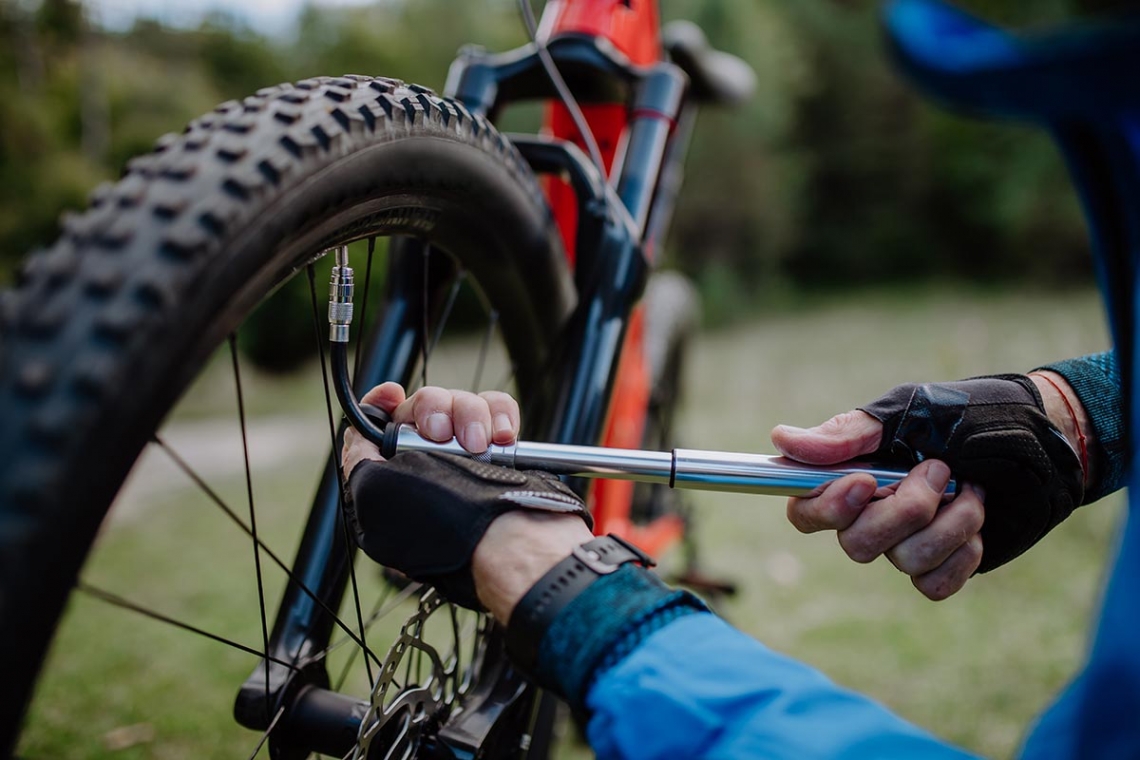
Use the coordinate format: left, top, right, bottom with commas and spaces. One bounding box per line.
328, 245, 354, 344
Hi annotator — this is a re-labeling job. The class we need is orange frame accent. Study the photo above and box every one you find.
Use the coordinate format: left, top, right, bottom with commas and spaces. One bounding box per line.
538, 0, 661, 66
540, 0, 683, 557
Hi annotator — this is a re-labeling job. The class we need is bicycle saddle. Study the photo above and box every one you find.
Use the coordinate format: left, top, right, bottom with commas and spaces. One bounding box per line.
663, 21, 755, 106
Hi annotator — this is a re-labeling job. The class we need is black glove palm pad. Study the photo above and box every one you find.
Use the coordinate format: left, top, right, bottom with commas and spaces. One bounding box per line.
347, 452, 593, 609
860, 375, 1083, 573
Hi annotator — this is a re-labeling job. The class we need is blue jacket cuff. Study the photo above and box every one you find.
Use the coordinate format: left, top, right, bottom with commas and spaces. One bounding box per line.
534, 564, 709, 711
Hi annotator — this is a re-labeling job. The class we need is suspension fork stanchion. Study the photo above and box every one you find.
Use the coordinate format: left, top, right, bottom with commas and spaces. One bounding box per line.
644, 103, 697, 252
542, 206, 649, 459
538, 70, 687, 489
615, 65, 688, 235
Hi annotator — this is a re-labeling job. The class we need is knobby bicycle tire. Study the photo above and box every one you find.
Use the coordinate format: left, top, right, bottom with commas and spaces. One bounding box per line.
0, 75, 574, 757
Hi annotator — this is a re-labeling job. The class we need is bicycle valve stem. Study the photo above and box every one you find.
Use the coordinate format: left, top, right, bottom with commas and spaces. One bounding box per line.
328, 245, 355, 344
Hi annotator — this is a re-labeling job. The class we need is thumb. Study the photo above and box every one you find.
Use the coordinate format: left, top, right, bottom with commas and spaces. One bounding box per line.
771, 410, 883, 465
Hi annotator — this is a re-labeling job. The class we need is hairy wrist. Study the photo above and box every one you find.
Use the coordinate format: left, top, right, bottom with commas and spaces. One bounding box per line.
472, 512, 595, 622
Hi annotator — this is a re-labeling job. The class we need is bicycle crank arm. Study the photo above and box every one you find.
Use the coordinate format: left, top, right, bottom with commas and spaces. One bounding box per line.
374, 422, 958, 499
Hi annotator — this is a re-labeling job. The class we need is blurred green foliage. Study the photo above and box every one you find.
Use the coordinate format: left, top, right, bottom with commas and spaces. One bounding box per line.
0, 0, 1108, 326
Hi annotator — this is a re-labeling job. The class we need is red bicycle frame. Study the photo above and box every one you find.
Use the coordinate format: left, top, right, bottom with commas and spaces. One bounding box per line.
539, 0, 686, 557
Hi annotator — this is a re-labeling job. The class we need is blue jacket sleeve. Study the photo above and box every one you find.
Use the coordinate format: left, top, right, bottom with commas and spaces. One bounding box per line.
531, 565, 976, 760
584, 613, 979, 760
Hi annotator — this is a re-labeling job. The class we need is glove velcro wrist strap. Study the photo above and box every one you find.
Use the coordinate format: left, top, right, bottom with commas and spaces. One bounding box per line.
505, 534, 654, 675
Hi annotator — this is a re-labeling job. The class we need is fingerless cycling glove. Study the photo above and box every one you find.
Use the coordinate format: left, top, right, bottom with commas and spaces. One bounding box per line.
346, 452, 593, 609
859, 374, 1084, 572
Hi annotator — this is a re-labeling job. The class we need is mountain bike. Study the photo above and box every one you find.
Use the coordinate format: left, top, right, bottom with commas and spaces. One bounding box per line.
0, 0, 755, 756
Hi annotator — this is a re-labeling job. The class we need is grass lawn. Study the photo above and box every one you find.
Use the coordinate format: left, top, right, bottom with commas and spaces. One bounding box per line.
16, 285, 1117, 759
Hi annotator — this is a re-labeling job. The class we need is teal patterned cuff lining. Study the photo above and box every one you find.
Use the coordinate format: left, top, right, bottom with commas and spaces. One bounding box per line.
1037, 351, 1125, 503
534, 564, 709, 712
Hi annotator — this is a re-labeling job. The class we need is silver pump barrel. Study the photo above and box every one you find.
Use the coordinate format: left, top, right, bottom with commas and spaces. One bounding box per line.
386, 424, 953, 498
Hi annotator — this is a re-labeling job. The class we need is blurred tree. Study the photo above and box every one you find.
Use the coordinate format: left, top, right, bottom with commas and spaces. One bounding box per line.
782, 0, 1089, 287
661, 0, 810, 319
35, 0, 82, 44
0, 0, 1105, 324
289, 0, 521, 89
0, 0, 102, 274
197, 12, 287, 99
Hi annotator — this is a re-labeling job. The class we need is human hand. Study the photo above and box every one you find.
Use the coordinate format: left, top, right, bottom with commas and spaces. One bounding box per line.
342, 383, 592, 613
772, 373, 1086, 600
772, 411, 984, 600
341, 382, 521, 477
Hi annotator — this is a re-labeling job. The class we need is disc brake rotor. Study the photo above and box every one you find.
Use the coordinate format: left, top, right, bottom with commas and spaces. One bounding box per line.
353, 589, 489, 760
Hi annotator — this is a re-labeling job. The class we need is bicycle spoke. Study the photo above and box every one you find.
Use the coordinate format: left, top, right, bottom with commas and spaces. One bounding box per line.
311, 580, 425, 672
150, 435, 382, 667
404, 620, 416, 689
307, 262, 375, 687
76, 582, 300, 671
426, 269, 467, 362
230, 334, 273, 717
245, 705, 286, 760
332, 580, 395, 691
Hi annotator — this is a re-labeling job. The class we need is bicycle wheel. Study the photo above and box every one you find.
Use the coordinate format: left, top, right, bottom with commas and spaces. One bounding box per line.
0, 75, 574, 758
